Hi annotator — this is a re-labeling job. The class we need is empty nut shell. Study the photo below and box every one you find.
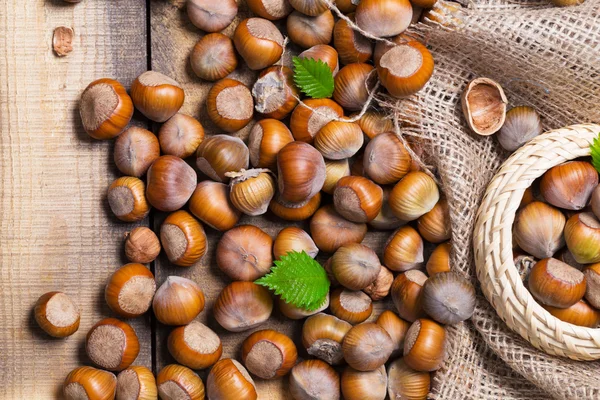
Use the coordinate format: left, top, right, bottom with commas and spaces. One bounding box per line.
363, 265, 394, 301
461, 77, 507, 136
252, 66, 299, 120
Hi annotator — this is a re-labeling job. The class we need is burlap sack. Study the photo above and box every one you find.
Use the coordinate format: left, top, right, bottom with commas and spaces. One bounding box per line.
382, 1, 600, 398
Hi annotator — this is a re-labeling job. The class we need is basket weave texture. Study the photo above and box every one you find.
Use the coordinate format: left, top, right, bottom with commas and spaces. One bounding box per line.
474, 124, 600, 360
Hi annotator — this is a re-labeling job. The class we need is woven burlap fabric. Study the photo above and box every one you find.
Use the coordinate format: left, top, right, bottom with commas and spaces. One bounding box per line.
379, 1, 600, 398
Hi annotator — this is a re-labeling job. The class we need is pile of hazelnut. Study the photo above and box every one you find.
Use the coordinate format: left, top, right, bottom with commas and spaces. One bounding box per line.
36, 0, 478, 399
514, 160, 600, 329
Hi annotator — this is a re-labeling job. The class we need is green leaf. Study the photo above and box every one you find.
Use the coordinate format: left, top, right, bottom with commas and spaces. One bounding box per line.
255, 251, 330, 311
591, 135, 600, 174
292, 56, 335, 99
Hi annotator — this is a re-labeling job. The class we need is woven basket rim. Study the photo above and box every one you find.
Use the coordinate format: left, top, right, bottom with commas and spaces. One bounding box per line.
474, 123, 600, 361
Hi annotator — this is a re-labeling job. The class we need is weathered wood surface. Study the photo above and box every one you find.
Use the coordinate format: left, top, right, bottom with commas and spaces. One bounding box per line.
0, 1, 150, 398
150, 2, 393, 398
0, 1, 398, 398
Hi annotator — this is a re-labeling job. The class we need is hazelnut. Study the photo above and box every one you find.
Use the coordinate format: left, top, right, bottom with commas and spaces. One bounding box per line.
114, 126, 160, 177
130, 71, 184, 123
34, 291, 80, 338
86, 318, 140, 371
124, 227, 161, 264
158, 113, 205, 159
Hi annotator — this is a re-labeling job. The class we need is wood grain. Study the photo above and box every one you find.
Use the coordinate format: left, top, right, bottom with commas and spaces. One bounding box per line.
0, 1, 149, 398
149, 2, 395, 398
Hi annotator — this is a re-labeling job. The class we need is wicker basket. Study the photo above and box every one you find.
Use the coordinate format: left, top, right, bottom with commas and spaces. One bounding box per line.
474, 124, 600, 360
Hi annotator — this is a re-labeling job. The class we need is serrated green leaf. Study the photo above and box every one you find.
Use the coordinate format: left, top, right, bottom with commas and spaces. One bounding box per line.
255, 250, 330, 311
292, 56, 335, 99
591, 135, 600, 174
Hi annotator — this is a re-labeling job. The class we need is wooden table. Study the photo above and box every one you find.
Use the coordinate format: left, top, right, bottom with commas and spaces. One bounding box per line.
0, 1, 392, 398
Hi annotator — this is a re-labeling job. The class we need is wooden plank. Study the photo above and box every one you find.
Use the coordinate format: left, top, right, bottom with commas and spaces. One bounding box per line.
0, 1, 149, 398
150, 2, 394, 397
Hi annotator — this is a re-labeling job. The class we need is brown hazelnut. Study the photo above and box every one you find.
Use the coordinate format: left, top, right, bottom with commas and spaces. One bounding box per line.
124, 227, 161, 264
114, 127, 160, 177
